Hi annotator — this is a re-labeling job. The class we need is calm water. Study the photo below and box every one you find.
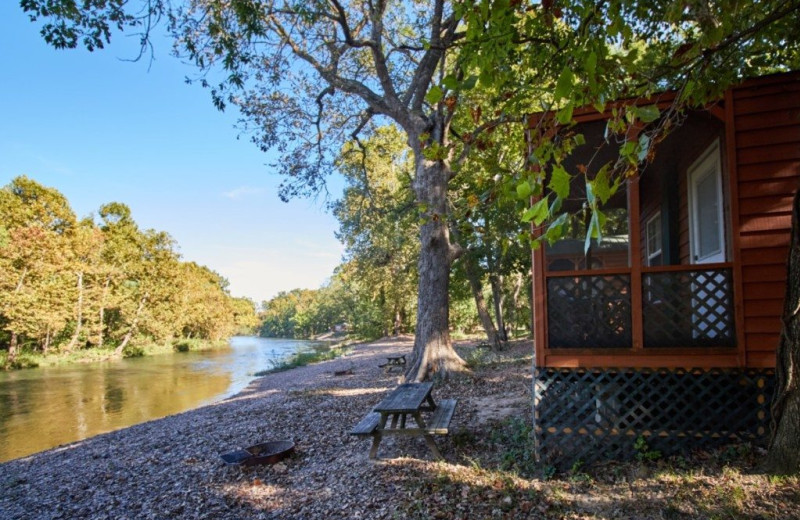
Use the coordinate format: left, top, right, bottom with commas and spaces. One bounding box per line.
0, 336, 321, 462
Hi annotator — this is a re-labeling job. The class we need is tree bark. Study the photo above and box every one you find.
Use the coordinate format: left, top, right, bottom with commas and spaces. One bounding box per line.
393, 307, 402, 336
405, 146, 467, 381
765, 188, 800, 475
509, 272, 525, 337
65, 271, 84, 352
97, 277, 110, 349
6, 332, 19, 367
43, 327, 51, 354
463, 252, 501, 349
114, 294, 147, 356
5, 269, 27, 367
490, 274, 509, 342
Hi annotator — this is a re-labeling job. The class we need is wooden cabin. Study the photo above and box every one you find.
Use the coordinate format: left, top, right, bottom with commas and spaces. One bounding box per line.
530, 72, 800, 467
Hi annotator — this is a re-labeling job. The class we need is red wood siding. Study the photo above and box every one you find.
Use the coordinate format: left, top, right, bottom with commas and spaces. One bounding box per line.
533, 73, 800, 369
667, 118, 728, 265
732, 75, 800, 367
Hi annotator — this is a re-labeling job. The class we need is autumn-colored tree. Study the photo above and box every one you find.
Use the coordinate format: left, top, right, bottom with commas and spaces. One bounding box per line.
0, 178, 246, 364
0, 177, 76, 365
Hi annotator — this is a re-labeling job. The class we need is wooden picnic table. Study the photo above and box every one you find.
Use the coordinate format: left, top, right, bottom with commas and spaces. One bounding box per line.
350, 382, 457, 460
378, 354, 406, 372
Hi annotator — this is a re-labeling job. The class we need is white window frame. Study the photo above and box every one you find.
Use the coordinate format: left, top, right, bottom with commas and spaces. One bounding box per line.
687, 139, 726, 264
645, 211, 662, 267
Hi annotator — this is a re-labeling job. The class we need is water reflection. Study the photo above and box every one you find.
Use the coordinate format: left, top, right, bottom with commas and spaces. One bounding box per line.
0, 336, 318, 462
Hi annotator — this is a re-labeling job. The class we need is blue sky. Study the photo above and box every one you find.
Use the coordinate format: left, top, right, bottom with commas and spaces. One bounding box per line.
1, 4, 346, 305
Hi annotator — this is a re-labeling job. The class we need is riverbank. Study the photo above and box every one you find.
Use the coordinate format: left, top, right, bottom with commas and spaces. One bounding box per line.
1, 338, 230, 370
1, 337, 797, 519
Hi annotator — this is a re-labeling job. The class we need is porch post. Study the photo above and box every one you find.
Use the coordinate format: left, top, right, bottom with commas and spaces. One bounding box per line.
724, 88, 747, 367
526, 123, 548, 367
628, 175, 644, 350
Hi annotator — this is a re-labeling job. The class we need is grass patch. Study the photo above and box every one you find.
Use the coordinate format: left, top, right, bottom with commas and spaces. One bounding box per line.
0, 351, 40, 369
253, 344, 352, 376
2, 338, 229, 370
171, 338, 225, 353
489, 416, 539, 478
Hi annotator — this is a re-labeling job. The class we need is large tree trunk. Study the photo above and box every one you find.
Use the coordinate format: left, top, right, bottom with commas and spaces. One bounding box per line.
765, 189, 800, 474
5, 269, 27, 367
392, 306, 402, 336
489, 274, 509, 342
405, 149, 467, 381
43, 327, 51, 354
6, 332, 19, 368
509, 272, 525, 337
65, 271, 84, 352
97, 277, 110, 349
463, 252, 501, 349
114, 294, 147, 356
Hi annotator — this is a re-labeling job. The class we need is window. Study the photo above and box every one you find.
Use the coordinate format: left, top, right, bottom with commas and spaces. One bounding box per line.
688, 140, 725, 264
645, 211, 662, 267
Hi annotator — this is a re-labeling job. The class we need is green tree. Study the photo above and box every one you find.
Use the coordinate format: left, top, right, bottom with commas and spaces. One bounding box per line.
174, 262, 236, 341
230, 297, 259, 335
22, 0, 477, 380
64, 219, 106, 351
458, 0, 799, 473
20, 1, 800, 458
259, 290, 302, 339
0, 177, 77, 365
333, 125, 419, 338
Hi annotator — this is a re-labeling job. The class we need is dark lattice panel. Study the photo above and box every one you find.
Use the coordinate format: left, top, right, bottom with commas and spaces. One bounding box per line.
643, 268, 735, 348
533, 367, 774, 469
547, 275, 632, 348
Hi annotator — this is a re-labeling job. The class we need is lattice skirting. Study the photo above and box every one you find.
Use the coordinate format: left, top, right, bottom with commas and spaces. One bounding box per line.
533, 367, 774, 469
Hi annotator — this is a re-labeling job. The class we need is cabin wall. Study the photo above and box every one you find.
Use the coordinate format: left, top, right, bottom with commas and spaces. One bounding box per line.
638, 114, 728, 266
732, 77, 800, 367
532, 73, 798, 469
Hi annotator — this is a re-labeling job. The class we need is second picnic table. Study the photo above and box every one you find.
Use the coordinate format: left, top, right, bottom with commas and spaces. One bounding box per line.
350, 382, 457, 460
378, 354, 406, 372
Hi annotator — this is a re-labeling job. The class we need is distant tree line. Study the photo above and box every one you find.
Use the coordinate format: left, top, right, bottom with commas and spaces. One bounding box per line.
258, 126, 532, 343
0, 176, 259, 368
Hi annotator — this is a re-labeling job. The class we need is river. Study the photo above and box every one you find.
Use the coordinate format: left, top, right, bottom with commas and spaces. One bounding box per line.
0, 336, 323, 463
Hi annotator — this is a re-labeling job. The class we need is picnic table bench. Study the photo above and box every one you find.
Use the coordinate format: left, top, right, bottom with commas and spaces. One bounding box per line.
378, 354, 406, 373
350, 382, 457, 460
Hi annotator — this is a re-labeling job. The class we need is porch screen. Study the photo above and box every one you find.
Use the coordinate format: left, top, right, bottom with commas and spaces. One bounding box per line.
547, 274, 632, 348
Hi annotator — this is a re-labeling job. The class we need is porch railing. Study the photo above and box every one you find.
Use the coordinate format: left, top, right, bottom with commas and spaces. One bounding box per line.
546, 264, 735, 349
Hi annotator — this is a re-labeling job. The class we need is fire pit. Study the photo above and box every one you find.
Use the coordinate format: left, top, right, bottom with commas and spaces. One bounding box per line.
220, 440, 295, 466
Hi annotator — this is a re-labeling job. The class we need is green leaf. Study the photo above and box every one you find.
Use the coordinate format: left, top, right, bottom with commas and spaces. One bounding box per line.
590, 164, 613, 205
549, 165, 570, 200
462, 75, 478, 90
584, 209, 604, 254
549, 196, 563, 215
545, 213, 568, 243
636, 104, 660, 123
556, 102, 574, 125
620, 140, 636, 158
479, 68, 493, 87
638, 134, 651, 163
516, 181, 532, 199
586, 51, 597, 76
425, 85, 443, 105
554, 66, 574, 101
442, 75, 459, 90
522, 197, 549, 225
593, 93, 606, 115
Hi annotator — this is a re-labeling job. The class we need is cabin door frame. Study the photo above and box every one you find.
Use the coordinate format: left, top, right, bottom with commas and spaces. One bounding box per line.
688, 139, 726, 264
687, 139, 727, 339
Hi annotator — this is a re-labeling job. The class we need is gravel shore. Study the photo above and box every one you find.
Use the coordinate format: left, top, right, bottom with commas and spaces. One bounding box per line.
0, 336, 531, 520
